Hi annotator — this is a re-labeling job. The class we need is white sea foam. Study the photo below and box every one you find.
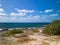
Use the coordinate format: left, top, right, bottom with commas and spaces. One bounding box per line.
0, 29, 3, 31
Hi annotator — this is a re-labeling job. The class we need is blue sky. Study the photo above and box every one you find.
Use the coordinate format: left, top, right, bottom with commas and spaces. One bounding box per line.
0, 0, 60, 22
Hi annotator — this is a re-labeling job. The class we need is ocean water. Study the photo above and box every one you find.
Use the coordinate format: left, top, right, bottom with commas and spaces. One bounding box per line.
0, 23, 50, 29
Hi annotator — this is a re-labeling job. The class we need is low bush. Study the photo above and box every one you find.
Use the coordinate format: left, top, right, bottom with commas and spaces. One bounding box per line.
4, 29, 24, 36
42, 20, 60, 35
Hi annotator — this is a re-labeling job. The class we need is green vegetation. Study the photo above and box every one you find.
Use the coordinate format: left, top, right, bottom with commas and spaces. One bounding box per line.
32, 29, 39, 33
4, 29, 24, 36
3, 29, 39, 36
43, 20, 60, 35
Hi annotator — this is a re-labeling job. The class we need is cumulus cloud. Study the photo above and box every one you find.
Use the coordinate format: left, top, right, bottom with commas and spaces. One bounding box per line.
10, 13, 17, 16
0, 13, 7, 16
45, 9, 53, 13
10, 8, 35, 17
17, 15, 40, 22
0, 13, 58, 22
49, 14, 58, 16
17, 13, 26, 16
0, 15, 40, 22
0, 8, 7, 17
10, 12, 26, 16
0, 8, 4, 12
15, 8, 35, 13
0, 6, 59, 22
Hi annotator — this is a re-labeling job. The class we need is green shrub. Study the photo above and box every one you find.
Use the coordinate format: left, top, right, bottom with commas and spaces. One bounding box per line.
42, 20, 60, 35
5, 29, 24, 36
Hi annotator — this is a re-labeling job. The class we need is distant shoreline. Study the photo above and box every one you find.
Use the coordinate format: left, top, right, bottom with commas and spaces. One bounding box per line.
0, 27, 45, 31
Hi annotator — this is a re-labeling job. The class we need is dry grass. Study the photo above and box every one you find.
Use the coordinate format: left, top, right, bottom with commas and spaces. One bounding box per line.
14, 34, 36, 43
41, 41, 50, 45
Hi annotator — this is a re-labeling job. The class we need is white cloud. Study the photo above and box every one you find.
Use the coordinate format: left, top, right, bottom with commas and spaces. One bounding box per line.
17, 15, 40, 22
50, 14, 58, 16
0, 8, 7, 17
0, 7, 59, 22
10, 12, 26, 16
17, 13, 26, 16
15, 8, 35, 13
45, 9, 53, 13
0, 8, 4, 12
32, 15, 40, 19
0, 13, 7, 16
0, 14, 41, 22
0, 14, 57, 22
10, 13, 17, 16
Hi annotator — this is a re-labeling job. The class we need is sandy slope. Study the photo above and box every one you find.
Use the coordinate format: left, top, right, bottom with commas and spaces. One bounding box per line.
0, 29, 60, 45
6, 33, 60, 45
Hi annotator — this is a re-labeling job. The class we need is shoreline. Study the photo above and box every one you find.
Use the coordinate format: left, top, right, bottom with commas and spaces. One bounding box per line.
0, 27, 45, 31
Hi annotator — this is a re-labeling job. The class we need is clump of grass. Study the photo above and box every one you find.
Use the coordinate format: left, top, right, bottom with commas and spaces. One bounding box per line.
32, 29, 39, 33
24, 29, 39, 35
4, 29, 24, 36
41, 41, 50, 45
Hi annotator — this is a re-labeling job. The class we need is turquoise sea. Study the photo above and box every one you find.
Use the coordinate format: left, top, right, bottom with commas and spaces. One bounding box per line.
0, 23, 50, 29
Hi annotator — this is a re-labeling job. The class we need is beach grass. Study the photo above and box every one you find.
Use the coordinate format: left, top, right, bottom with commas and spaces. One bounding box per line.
3, 29, 24, 36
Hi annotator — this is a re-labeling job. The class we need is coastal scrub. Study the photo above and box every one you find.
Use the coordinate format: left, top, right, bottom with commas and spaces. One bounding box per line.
4, 29, 24, 36
42, 20, 60, 35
